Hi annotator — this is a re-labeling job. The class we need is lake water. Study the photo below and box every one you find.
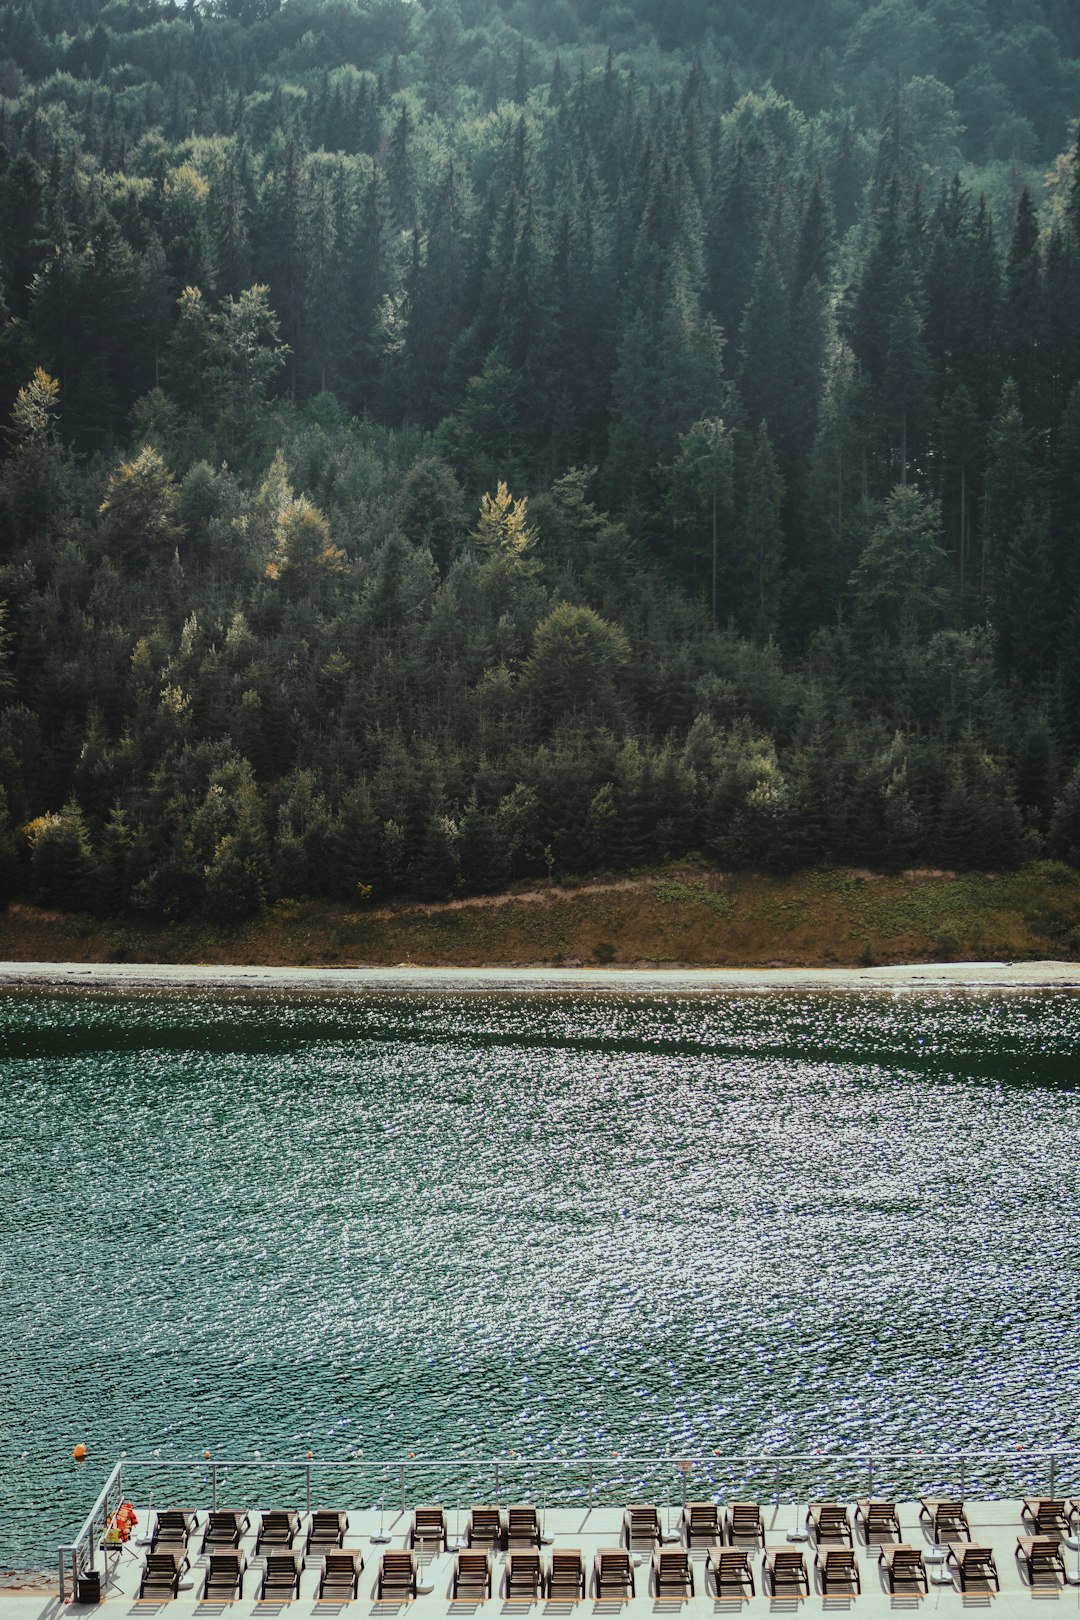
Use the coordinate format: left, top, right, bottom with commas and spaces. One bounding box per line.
2, 987, 1079, 1571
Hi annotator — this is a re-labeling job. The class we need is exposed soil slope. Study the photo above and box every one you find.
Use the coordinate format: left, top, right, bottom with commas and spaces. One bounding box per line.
0, 863, 1077, 970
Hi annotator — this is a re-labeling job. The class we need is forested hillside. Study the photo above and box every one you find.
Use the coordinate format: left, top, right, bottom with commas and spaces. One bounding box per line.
2, 0, 1080, 921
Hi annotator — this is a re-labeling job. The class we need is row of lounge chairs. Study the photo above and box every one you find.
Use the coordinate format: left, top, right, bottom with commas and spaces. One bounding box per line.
147, 1493, 1079, 1556
138, 1547, 363, 1603
148, 1507, 350, 1556
136, 1536, 1058, 1603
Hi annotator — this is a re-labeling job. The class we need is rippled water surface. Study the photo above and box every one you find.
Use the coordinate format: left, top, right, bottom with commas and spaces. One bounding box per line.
2, 987, 1080, 1568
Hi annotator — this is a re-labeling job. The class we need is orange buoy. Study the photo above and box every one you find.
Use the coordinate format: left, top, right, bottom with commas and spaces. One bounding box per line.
73, 1443, 87, 1461
203, 1450, 211, 1459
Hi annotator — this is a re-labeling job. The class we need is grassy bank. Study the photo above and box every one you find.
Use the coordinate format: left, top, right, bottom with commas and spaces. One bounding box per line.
1, 862, 1079, 970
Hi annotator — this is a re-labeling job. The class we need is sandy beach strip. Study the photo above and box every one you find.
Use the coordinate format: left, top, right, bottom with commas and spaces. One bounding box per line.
0, 958, 1077, 994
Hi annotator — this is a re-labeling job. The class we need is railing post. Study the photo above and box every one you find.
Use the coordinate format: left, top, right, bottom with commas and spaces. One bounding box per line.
867, 1457, 874, 1500
588, 1462, 593, 1510
57, 1549, 66, 1602
400, 1463, 406, 1516
1050, 1455, 1056, 1500
959, 1456, 966, 1499
306, 1463, 312, 1515
212, 1463, 218, 1512
494, 1461, 500, 1505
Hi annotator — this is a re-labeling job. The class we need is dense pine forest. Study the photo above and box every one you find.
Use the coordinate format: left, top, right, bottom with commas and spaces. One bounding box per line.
2, 0, 1080, 921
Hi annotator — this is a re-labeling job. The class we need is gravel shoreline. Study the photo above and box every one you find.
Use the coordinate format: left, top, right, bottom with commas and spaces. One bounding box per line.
0, 959, 1078, 993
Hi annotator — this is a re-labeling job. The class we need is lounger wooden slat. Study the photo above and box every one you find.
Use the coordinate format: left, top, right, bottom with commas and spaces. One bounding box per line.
878, 1544, 928, 1593
706, 1547, 755, 1596
764, 1548, 809, 1595
467, 1507, 503, 1550
623, 1504, 661, 1547
377, 1549, 418, 1601
948, 1544, 999, 1591
547, 1549, 586, 1601
683, 1501, 721, 1546
1016, 1536, 1067, 1584
506, 1552, 544, 1601
261, 1551, 304, 1601
411, 1506, 448, 1552
138, 1550, 185, 1601
808, 1502, 853, 1544
506, 1505, 541, 1550
727, 1502, 765, 1544
307, 1510, 349, 1552
854, 1499, 900, 1541
815, 1547, 860, 1594
203, 1550, 246, 1601
255, 1509, 301, 1554
653, 1548, 694, 1598
201, 1510, 250, 1552
917, 1498, 970, 1541
594, 1548, 635, 1598
318, 1550, 363, 1602
452, 1550, 492, 1601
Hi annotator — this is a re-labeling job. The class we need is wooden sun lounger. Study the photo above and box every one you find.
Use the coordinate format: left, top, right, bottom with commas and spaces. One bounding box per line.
653, 1548, 694, 1598
1016, 1537, 1066, 1585
201, 1510, 250, 1551
318, 1550, 364, 1602
764, 1548, 809, 1595
879, 1544, 928, 1592
854, 1499, 900, 1541
452, 1550, 492, 1601
150, 1509, 197, 1551
918, 1498, 970, 1541
948, 1544, 999, 1591
377, 1550, 418, 1601
683, 1501, 721, 1546
261, 1551, 304, 1601
506, 1552, 544, 1601
468, 1507, 503, 1549
727, 1502, 764, 1544
548, 1549, 586, 1600
138, 1550, 186, 1600
307, 1510, 349, 1552
411, 1506, 447, 1552
707, 1547, 755, 1596
1021, 1498, 1072, 1536
623, 1503, 661, 1547
506, 1505, 541, 1550
204, 1550, 246, 1601
255, 1509, 301, 1554
808, 1502, 853, 1544
594, 1548, 635, 1598
815, 1547, 860, 1594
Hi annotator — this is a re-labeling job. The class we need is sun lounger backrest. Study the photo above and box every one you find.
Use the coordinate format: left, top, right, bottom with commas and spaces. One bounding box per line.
549, 1549, 584, 1592
729, 1502, 762, 1530
469, 1506, 503, 1546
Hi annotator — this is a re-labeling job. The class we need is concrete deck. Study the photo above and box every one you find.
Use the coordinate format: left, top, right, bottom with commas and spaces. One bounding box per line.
12, 1500, 1080, 1620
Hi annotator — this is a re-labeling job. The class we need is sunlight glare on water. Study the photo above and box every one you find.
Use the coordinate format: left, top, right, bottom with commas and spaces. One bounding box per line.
1, 988, 1079, 1568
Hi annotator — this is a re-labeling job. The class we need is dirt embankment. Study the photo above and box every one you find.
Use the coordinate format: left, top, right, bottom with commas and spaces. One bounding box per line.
0, 862, 1078, 973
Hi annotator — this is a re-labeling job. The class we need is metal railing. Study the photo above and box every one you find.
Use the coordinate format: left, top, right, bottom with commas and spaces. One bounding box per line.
57, 1447, 1080, 1601
56, 1458, 124, 1603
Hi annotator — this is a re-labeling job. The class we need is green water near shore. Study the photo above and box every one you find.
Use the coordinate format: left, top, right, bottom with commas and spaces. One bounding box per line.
2, 988, 1079, 1569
